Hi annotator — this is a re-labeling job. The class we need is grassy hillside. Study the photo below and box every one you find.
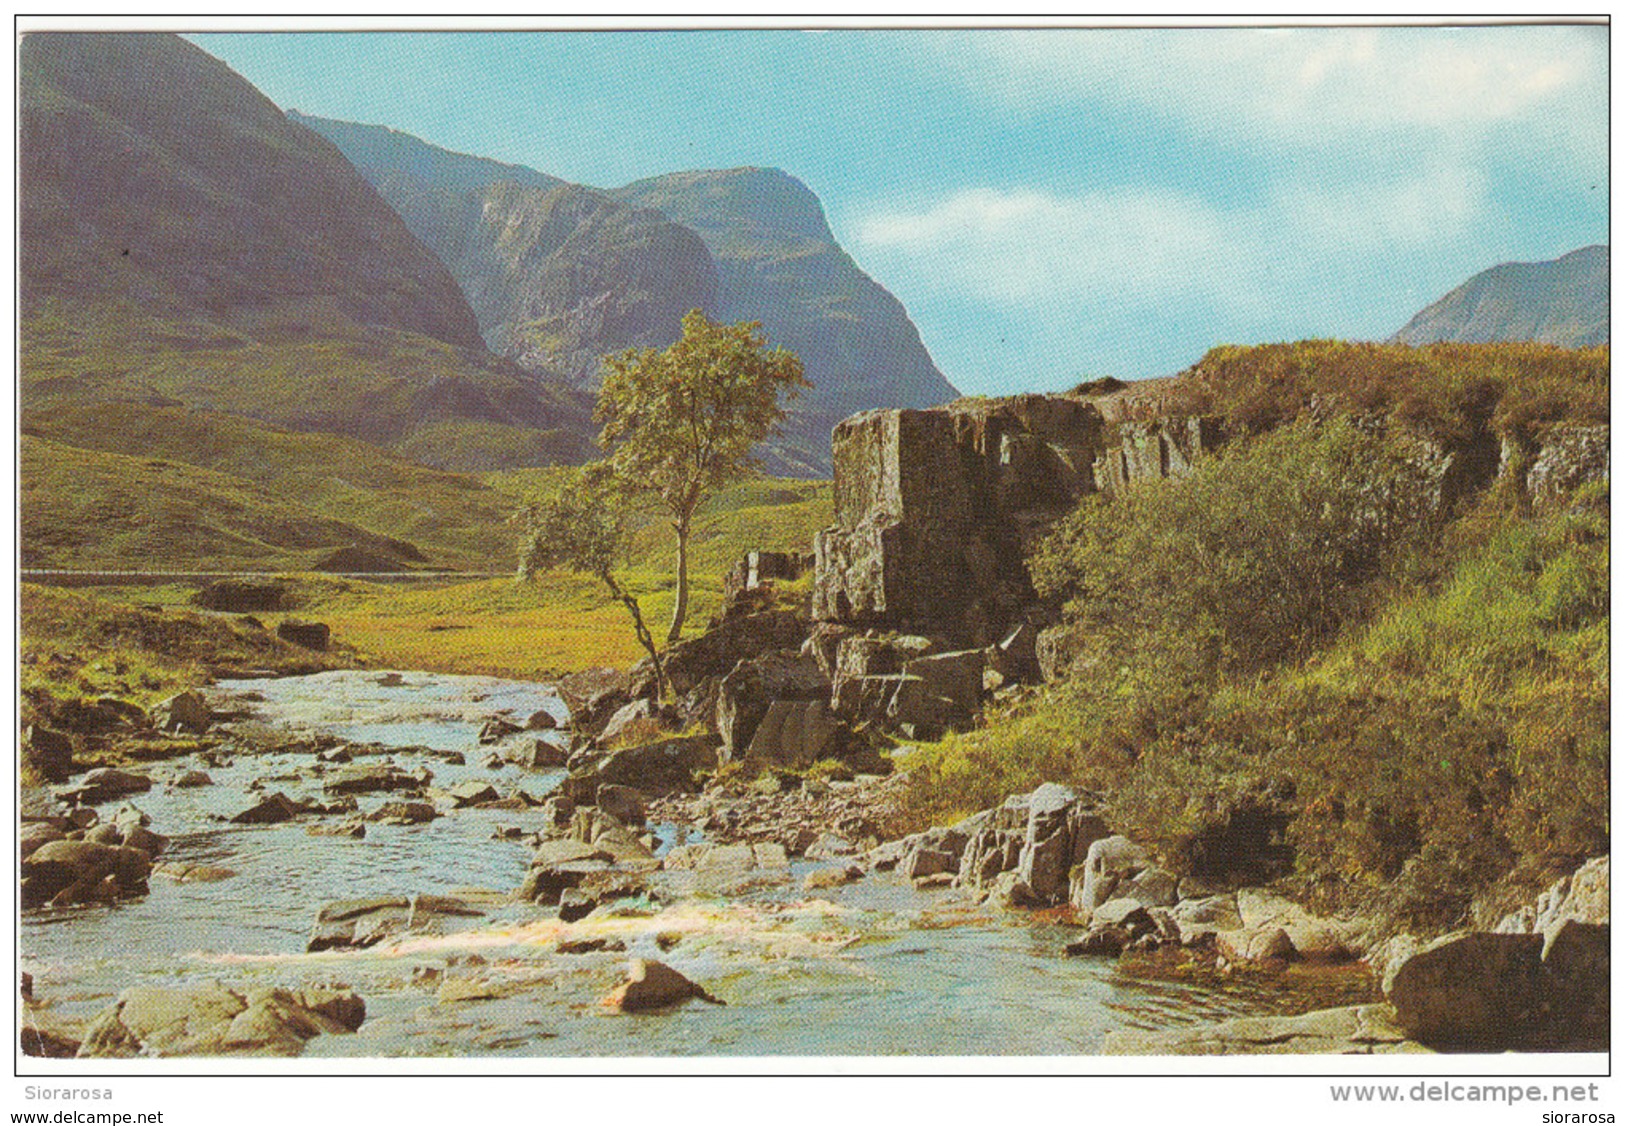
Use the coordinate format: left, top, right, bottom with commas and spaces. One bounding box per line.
1168, 338, 1609, 440
904, 344, 1608, 931
21, 467, 833, 682
22, 298, 595, 459
21, 401, 526, 571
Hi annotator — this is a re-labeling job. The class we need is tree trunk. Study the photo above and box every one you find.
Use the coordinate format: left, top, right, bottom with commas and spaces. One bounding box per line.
666, 517, 690, 645
604, 572, 665, 700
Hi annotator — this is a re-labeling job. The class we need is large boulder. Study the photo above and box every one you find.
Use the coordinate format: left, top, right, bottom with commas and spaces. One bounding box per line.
1015, 783, 1109, 904
58, 768, 153, 806
276, 620, 331, 651
22, 725, 74, 782
743, 699, 848, 767
1490, 855, 1610, 1047
1070, 835, 1157, 915
561, 735, 718, 805
600, 959, 723, 1012
21, 840, 152, 907
639, 609, 809, 697
556, 667, 636, 740
323, 764, 427, 797
191, 579, 290, 613
152, 691, 211, 733
715, 650, 830, 762
1382, 932, 1547, 1047
597, 698, 662, 747
77, 982, 363, 1057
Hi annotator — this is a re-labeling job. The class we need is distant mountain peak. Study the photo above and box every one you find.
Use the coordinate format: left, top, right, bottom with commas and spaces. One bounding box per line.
298, 114, 959, 474
615, 166, 836, 244
1391, 245, 1609, 348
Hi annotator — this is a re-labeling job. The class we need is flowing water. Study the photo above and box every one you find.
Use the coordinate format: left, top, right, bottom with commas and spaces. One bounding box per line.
22, 670, 1311, 1057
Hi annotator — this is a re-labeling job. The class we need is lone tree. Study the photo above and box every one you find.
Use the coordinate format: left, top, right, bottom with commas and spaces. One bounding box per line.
596, 309, 808, 644
515, 467, 666, 698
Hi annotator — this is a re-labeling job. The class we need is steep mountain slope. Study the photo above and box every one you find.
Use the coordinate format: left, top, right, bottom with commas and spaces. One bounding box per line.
1392, 245, 1609, 347
291, 112, 718, 386
290, 115, 958, 474
20, 33, 597, 474
21, 33, 480, 347
612, 167, 960, 427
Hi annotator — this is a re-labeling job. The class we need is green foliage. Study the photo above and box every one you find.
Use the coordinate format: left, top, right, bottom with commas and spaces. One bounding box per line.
596, 309, 810, 642
1033, 418, 1438, 678
1172, 339, 1608, 444
514, 466, 665, 688
910, 417, 1607, 930
515, 467, 628, 585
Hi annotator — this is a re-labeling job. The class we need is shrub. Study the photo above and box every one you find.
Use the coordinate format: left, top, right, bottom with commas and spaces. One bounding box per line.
1033, 417, 1439, 679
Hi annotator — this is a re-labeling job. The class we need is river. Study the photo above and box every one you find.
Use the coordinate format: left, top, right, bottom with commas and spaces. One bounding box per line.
21, 670, 1320, 1057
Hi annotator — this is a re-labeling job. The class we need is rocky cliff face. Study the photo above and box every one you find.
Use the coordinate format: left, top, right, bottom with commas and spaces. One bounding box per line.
1391, 245, 1609, 348
21, 34, 483, 349
812, 394, 1222, 648
291, 113, 718, 387
613, 168, 960, 470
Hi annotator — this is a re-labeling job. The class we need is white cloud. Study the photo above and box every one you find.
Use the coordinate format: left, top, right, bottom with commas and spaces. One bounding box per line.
944, 25, 1606, 166
855, 161, 1491, 320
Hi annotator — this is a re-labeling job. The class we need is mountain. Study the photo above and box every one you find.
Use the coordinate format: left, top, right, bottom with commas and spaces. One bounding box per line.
20, 33, 596, 466
21, 33, 481, 347
1391, 245, 1609, 348
291, 112, 717, 388
291, 114, 959, 474
612, 168, 959, 426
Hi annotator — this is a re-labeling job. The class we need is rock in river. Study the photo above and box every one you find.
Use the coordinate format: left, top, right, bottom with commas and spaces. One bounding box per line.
77, 981, 364, 1057
600, 959, 723, 1013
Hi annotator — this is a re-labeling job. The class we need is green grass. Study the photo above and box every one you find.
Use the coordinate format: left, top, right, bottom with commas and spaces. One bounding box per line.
22, 296, 593, 460
21, 400, 588, 572
20, 584, 343, 714
903, 434, 1608, 931
21, 470, 832, 683
302, 475, 832, 677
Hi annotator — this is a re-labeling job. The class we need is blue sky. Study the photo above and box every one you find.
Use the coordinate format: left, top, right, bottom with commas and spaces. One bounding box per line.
190, 25, 1608, 397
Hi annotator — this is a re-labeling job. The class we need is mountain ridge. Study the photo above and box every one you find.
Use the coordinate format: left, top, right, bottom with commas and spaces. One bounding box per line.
291, 112, 960, 473
1391, 244, 1609, 348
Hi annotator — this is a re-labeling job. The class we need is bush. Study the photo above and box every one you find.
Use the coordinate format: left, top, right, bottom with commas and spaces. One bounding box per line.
1033, 417, 1439, 679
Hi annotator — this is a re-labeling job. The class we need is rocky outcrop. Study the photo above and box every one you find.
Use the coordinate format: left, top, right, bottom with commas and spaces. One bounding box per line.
808, 394, 1222, 726
306, 894, 484, 952
1381, 857, 1609, 1050
715, 650, 832, 762
1102, 1004, 1426, 1055
1515, 424, 1610, 503
21, 840, 153, 908
560, 735, 718, 805
722, 551, 814, 606
77, 982, 364, 1057
637, 608, 808, 698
